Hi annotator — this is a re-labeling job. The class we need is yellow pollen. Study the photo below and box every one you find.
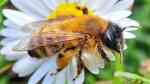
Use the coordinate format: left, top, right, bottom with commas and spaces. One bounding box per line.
48, 3, 93, 19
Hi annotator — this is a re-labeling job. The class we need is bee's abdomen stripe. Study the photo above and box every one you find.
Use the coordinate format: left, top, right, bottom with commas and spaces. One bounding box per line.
64, 46, 76, 52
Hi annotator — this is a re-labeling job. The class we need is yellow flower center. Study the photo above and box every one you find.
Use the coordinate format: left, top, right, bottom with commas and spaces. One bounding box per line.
48, 3, 93, 19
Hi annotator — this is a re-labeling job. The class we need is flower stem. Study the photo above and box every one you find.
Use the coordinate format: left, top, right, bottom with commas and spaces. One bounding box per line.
0, 64, 12, 76
115, 71, 150, 84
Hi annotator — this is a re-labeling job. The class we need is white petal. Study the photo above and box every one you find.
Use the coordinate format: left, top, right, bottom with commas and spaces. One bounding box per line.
68, 0, 76, 3
3, 20, 20, 29
55, 0, 66, 4
111, 0, 134, 11
43, 0, 57, 10
124, 27, 138, 32
28, 56, 57, 84
12, 56, 44, 77
123, 32, 136, 39
74, 69, 85, 84
3, 20, 30, 32
74, 0, 80, 3
1, 38, 17, 46
66, 57, 77, 84
0, 41, 27, 61
3, 9, 36, 26
42, 74, 56, 84
86, 0, 107, 11
11, 0, 50, 18
98, 0, 118, 13
55, 68, 67, 84
116, 18, 140, 27
100, 10, 131, 21
1, 28, 28, 38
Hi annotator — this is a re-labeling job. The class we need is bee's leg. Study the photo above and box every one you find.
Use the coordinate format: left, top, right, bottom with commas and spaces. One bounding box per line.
45, 43, 64, 57
73, 54, 84, 81
55, 38, 85, 72
72, 37, 88, 80
54, 38, 86, 76
56, 47, 78, 72
98, 47, 110, 62
97, 40, 111, 62
28, 47, 47, 58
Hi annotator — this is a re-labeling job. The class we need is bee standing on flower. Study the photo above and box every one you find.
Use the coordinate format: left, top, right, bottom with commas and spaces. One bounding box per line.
0, 0, 139, 84
13, 15, 124, 76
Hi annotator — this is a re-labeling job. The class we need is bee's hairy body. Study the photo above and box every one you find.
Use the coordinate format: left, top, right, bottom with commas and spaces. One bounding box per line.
15, 15, 123, 77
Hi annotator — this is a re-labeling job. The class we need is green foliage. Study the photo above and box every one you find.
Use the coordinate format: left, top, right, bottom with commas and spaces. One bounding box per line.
115, 72, 150, 84
0, 13, 4, 30
0, 0, 7, 7
0, 75, 10, 84
0, 0, 7, 29
124, 0, 150, 73
84, 72, 97, 84
0, 0, 10, 84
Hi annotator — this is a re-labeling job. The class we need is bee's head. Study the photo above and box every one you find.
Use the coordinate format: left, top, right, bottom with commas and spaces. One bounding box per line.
102, 23, 124, 52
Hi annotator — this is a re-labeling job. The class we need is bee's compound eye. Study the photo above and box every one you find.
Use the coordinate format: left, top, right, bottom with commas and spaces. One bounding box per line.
102, 23, 123, 52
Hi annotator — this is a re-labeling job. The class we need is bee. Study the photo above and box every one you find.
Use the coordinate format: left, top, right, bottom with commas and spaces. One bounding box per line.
13, 15, 124, 77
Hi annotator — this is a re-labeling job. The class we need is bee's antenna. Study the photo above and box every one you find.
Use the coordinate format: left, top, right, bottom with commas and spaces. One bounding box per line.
121, 26, 138, 32
121, 27, 127, 32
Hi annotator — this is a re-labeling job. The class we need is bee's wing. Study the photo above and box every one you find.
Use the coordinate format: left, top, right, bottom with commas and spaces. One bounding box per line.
39, 32, 85, 46
21, 16, 74, 33
13, 31, 85, 51
21, 20, 51, 33
14, 16, 84, 51
13, 20, 52, 51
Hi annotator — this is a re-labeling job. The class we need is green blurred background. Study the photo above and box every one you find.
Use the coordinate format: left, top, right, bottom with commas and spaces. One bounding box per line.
0, 0, 150, 84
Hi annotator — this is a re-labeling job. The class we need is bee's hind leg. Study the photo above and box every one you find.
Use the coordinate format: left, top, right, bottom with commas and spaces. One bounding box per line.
73, 59, 84, 81
55, 47, 78, 73
72, 49, 84, 81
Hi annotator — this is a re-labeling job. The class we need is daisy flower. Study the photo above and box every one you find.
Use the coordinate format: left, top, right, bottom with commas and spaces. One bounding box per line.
0, 0, 139, 84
